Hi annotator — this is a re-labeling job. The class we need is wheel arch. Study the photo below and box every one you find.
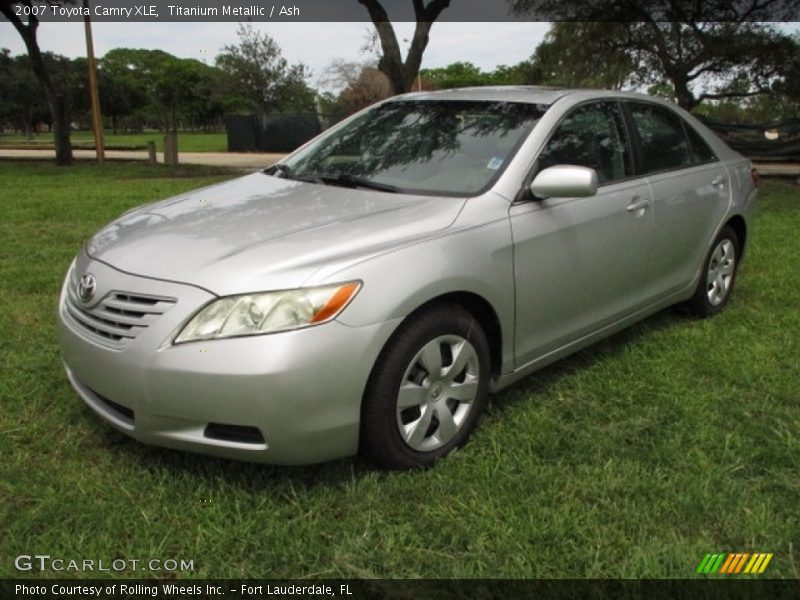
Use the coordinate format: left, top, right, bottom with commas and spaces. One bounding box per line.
357, 291, 500, 466
725, 214, 747, 258
365, 290, 505, 386
414, 291, 504, 378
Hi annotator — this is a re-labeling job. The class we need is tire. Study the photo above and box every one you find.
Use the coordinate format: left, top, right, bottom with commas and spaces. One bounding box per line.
687, 225, 740, 318
360, 304, 491, 469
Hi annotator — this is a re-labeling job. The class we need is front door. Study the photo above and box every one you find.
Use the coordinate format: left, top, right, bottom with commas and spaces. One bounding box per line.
511, 101, 654, 367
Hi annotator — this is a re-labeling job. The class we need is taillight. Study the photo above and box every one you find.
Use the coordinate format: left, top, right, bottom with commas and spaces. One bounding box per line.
751, 166, 760, 188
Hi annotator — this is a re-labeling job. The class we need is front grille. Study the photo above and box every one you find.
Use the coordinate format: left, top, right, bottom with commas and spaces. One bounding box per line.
64, 274, 176, 347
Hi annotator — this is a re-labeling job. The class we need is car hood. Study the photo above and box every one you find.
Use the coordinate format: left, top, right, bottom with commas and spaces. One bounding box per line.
86, 172, 465, 295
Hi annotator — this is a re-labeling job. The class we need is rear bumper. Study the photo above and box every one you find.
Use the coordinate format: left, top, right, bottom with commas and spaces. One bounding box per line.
58, 254, 401, 465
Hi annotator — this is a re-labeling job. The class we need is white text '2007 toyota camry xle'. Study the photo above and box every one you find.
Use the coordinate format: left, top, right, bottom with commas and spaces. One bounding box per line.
58, 87, 758, 469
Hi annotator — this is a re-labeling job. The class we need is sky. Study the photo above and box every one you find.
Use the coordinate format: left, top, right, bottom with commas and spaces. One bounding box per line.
0, 21, 550, 88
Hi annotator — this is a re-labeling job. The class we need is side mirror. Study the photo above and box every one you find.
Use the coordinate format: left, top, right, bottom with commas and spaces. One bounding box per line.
530, 165, 598, 200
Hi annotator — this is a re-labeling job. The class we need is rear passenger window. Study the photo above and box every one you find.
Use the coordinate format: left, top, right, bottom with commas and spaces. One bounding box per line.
629, 103, 693, 173
685, 124, 717, 163
537, 102, 631, 184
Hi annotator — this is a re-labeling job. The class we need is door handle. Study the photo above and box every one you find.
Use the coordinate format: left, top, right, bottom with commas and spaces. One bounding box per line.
711, 176, 727, 188
626, 198, 650, 212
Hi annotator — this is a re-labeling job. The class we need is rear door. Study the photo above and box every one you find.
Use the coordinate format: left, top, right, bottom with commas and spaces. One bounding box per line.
510, 100, 655, 367
624, 101, 731, 301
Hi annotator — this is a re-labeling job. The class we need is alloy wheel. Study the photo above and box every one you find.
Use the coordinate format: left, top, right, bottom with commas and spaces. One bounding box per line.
706, 238, 736, 306
395, 335, 480, 452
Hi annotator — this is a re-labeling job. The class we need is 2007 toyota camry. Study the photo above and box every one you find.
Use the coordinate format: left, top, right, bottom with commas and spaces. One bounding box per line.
58, 87, 758, 469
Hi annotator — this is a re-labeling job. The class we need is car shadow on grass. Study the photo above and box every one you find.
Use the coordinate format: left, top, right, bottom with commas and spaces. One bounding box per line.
489, 306, 689, 412
94, 425, 369, 491
92, 305, 691, 489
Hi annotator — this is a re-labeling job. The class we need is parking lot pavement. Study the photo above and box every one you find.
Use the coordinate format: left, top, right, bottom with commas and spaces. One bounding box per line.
754, 162, 800, 177
0, 148, 287, 170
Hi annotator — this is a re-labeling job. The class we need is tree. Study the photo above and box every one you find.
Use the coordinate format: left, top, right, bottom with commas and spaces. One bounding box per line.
358, 0, 451, 94
319, 58, 371, 93
774, 34, 800, 105
511, 0, 798, 110
529, 23, 634, 90
0, 49, 48, 134
420, 61, 538, 89
215, 24, 315, 114
339, 67, 392, 112
490, 61, 540, 86
152, 57, 228, 132
316, 59, 392, 123
96, 50, 148, 133
0, 0, 74, 164
99, 48, 229, 131
421, 62, 486, 88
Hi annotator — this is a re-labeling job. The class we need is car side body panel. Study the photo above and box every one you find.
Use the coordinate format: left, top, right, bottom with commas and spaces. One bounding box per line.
509, 177, 655, 367
643, 163, 732, 301
332, 191, 518, 376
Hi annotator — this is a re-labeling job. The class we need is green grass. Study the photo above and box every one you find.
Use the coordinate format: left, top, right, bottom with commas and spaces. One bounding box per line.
1, 161, 798, 579
0, 131, 228, 152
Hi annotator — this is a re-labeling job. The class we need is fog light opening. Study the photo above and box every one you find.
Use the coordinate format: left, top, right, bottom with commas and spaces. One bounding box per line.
204, 423, 265, 445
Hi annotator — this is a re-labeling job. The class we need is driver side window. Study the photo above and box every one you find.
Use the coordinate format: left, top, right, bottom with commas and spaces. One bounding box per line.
538, 102, 631, 185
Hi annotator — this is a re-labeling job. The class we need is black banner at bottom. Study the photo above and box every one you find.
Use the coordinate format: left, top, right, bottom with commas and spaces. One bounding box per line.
3, 579, 800, 600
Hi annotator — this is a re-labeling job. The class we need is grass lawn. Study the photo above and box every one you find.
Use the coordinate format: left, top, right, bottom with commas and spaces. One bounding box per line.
0, 161, 798, 579
0, 131, 228, 153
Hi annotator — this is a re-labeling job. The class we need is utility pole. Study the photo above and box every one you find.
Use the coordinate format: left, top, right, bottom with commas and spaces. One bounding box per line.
83, 0, 105, 164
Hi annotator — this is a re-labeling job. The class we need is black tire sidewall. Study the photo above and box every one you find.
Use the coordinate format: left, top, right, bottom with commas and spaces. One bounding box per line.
360, 305, 491, 469
689, 225, 740, 317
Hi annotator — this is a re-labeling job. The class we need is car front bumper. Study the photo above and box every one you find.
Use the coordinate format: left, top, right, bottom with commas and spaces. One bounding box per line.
57, 253, 400, 465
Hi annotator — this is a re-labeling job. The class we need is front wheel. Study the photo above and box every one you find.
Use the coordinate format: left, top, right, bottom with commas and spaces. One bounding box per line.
360, 305, 491, 469
687, 225, 740, 318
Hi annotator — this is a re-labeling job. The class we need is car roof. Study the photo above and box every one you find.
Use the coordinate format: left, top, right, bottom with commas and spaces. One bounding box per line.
391, 86, 570, 106
390, 86, 663, 107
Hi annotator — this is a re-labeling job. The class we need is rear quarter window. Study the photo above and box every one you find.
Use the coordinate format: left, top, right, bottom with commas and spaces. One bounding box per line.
629, 103, 693, 174
684, 123, 718, 164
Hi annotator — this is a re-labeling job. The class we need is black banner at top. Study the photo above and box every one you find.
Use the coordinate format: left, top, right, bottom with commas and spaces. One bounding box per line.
2, 0, 799, 23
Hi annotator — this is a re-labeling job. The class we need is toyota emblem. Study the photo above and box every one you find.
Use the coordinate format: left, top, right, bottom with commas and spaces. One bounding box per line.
78, 273, 97, 302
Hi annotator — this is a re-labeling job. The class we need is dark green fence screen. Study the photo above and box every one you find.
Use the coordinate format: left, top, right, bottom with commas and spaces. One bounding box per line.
226, 113, 322, 153
701, 118, 800, 160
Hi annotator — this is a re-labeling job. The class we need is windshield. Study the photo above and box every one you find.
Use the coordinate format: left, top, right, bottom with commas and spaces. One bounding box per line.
278, 100, 546, 196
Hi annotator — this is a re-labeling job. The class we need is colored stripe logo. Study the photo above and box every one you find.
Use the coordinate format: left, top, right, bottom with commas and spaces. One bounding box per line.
696, 552, 773, 574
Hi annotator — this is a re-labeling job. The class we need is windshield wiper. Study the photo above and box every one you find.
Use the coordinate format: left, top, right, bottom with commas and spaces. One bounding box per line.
268, 163, 294, 178
267, 164, 324, 185
317, 174, 402, 193
269, 166, 400, 192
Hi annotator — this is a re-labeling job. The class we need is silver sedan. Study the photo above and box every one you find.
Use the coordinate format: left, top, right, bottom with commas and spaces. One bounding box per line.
58, 87, 758, 469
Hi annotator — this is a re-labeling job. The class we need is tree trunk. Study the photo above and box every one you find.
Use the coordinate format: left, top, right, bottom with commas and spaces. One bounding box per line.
360, 0, 451, 95
0, 4, 73, 165
370, 19, 407, 94
51, 92, 72, 165
672, 77, 698, 111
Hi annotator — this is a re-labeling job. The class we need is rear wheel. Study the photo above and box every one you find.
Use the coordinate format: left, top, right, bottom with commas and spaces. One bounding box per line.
687, 225, 740, 317
360, 305, 490, 469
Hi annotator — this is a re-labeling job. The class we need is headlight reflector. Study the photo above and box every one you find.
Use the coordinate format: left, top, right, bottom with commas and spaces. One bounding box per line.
174, 281, 361, 343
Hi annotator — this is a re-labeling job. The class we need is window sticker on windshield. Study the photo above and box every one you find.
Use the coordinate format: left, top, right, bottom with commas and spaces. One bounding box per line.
487, 157, 504, 170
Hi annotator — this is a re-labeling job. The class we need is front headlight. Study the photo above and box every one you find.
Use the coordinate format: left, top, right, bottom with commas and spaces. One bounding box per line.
174, 281, 361, 344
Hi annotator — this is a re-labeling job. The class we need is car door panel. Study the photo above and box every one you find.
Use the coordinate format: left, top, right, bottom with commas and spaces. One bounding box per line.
623, 101, 732, 301
511, 100, 655, 368
643, 164, 731, 300
510, 178, 654, 367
